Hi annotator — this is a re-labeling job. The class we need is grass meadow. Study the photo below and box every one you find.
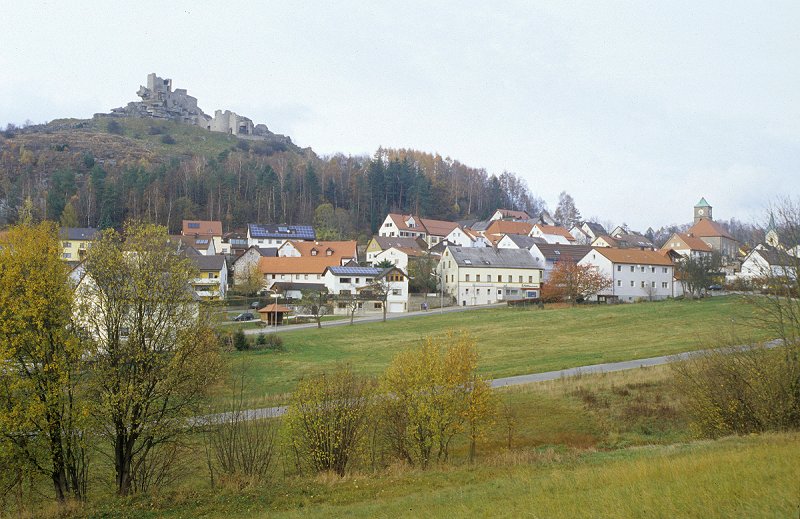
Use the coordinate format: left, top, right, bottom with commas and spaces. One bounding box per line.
223, 296, 770, 407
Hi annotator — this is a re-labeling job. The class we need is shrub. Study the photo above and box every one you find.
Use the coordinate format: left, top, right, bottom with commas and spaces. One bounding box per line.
254, 333, 284, 351
107, 119, 123, 135
285, 366, 373, 476
160, 134, 176, 145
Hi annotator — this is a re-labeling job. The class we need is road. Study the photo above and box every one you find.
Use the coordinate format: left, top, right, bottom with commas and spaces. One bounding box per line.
243, 302, 508, 335
200, 338, 783, 423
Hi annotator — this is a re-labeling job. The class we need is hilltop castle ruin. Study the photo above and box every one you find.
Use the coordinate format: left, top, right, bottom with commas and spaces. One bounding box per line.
110, 73, 273, 139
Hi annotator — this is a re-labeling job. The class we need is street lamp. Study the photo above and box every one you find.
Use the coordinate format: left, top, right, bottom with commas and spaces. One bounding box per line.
271, 292, 280, 331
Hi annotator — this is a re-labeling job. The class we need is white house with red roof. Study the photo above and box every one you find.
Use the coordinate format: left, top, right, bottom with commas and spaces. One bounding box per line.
378, 213, 459, 248
529, 224, 576, 245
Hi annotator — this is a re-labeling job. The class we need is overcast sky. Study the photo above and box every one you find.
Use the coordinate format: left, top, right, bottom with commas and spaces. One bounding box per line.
2, 1, 798, 230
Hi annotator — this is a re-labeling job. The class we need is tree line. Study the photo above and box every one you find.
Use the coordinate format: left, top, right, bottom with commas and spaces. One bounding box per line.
0, 137, 543, 237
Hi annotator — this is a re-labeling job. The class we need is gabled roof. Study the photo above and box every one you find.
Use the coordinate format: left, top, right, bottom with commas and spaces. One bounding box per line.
688, 218, 736, 241
60, 227, 99, 241
419, 217, 459, 237
533, 244, 593, 263
182, 220, 222, 236
248, 223, 316, 240
751, 245, 795, 267
370, 236, 426, 251
533, 224, 575, 241
259, 255, 342, 275
468, 219, 492, 232
173, 234, 215, 251
502, 234, 544, 249
582, 221, 607, 237
258, 303, 293, 314
486, 220, 534, 237
188, 254, 227, 271
284, 240, 357, 260
614, 233, 655, 249
591, 248, 674, 266
446, 246, 539, 269
494, 208, 530, 220
660, 233, 712, 252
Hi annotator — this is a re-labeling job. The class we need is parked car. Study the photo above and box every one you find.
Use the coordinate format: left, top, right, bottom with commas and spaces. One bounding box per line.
708, 284, 723, 291
233, 312, 255, 321
250, 301, 261, 309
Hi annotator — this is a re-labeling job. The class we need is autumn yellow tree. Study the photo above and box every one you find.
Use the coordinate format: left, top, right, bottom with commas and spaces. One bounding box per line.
76, 221, 223, 495
285, 366, 373, 476
379, 332, 494, 467
0, 222, 89, 503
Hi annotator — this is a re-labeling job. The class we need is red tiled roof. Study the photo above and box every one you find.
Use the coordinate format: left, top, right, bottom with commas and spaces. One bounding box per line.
182, 220, 222, 236
593, 248, 674, 266
688, 218, 736, 241
534, 224, 575, 241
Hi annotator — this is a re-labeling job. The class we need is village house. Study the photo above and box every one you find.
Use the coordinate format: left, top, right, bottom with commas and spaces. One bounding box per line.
686, 198, 739, 260
231, 245, 278, 287
484, 220, 534, 245
739, 244, 797, 280
439, 246, 543, 306
60, 227, 99, 262
443, 225, 488, 248
529, 243, 593, 281
529, 224, 576, 245
365, 236, 426, 264
591, 233, 655, 250
373, 245, 425, 272
259, 254, 345, 297
186, 254, 228, 300
323, 265, 409, 314
181, 220, 224, 254
569, 221, 608, 245
578, 248, 675, 302
660, 233, 713, 259
277, 240, 358, 262
495, 234, 546, 251
490, 208, 531, 221
247, 223, 316, 248
377, 213, 459, 248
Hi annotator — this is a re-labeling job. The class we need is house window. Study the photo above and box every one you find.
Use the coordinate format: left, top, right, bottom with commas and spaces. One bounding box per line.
304, 274, 308, 280
392, 289, 401, 295
338, 303, 347, 309
487, 275, 492, 282
508, 275, 512, 282
640, 266, 645, 272
518, 276, 523, 283
630, 266, 635, 272
366, 278, 373, 283
327, 249, 333, 256
341, 278, 352, 283
476, 289, 481, 294
662, 267, 668, 273
528, 276, 533, 283
476, 275, 481, 282
651, 281, 656, 287
295, 274, 300, 280
450, 275, 454, 282
272, 274, 276, 279
355, 278, 360, 283
651, 267, 655, 273
311, 249, 318, 256
466, 274, 470, 282
630, 281, 635, 287
63, 242, 72, 248
617, 265, 621, 271
63, 252, 71, 258
339, 290, 351, 295
497, 290, 502, 295
662, 282, 668, 288
641, 281, 645, 288
617, 280, 621, 287
374, 302, 382, 309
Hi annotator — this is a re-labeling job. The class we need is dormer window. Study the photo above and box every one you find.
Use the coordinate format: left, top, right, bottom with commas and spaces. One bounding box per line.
326, 249, 333, 256
311, 248, 318, 256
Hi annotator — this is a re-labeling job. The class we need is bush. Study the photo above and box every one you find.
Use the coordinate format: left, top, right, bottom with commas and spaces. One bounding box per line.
160, 134, 176, 145
254, 333, 284, 351
673, 341, 800, 437
285, 367, 373, 476
107, 119, 123, 135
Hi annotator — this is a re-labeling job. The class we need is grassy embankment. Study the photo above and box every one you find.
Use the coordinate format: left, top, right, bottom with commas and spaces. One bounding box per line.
70, 365, 798, 518
223, 296, 770, 407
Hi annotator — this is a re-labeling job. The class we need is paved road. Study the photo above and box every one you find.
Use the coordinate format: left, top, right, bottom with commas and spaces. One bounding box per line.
201, 338, 783, 423
243, 302, 507, 335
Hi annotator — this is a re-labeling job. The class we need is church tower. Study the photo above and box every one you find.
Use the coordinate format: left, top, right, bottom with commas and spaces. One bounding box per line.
765, 213, 780, 247
694, 197, 712, 224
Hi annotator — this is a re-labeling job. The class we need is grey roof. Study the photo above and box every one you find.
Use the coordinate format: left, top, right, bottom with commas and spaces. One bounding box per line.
755, 245, 795, 267
447, 246, 538, 269
504, 234, 545, 249
189, 255, 227, 271
372, 236, 425, 251
582, 221, 607, 237
469, 220, 492, 232
257, 247, 279, 257
615, 233, 654, 249
532, 244, 593, 263
60, 227, 99, 240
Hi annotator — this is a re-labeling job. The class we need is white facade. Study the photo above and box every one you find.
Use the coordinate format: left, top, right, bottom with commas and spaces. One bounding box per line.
378, 214, 427, 240
444, 226, 483, 247
739, 248, 797, 280
438, 249, 542, 307
374, 247, 414, 272
529, 225, 572, 245
578, 251, 674, 302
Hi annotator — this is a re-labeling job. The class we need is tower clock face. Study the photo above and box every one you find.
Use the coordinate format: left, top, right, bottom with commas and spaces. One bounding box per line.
698, 209, 704, 215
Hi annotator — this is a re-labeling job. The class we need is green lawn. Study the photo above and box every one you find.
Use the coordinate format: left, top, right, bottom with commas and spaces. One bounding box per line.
226, 296, 770, 407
